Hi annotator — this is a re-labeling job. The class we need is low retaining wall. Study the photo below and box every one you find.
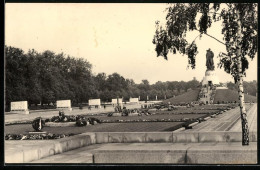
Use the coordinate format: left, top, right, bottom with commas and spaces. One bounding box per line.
5, 133, 95, 163
95, 131, 257, 143
5, 131, 257, 163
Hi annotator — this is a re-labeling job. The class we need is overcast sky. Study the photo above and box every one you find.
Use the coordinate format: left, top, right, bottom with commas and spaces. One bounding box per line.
5, 3, 257, 84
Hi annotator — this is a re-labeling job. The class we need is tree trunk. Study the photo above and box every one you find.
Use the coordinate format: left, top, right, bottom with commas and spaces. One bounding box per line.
236, 10, 249, 145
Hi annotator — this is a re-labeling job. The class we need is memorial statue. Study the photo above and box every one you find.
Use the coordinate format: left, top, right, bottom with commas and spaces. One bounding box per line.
206, 48, 215, 70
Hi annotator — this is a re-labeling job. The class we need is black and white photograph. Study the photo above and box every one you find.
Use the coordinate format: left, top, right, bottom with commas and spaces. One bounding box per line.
4, 3, 258, 164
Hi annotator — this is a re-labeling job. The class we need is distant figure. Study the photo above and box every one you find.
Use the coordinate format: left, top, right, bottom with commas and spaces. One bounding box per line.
104, 105, 106, 109
206, 48, 215, 70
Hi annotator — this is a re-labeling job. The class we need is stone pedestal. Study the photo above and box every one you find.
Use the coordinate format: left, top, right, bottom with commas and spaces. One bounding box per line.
202, 70, 219, 86
200, 70, 219, 104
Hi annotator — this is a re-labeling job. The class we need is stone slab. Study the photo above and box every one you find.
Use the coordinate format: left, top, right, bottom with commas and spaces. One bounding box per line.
30, 144, 103, 163
93, 143, 188, 164
92, 142, 257, 164
56, 100, 71, 109
95, 132, 109, 144
129, 98, 139, 103
89, 99, 101, 106
108, 132, 146, 143
198, 131, 257, 143
172, 132, 199, 143
11, 101, 28, 111
145, 132, 173, 143
187, 142, 257, 164
5, 149, 24, 163
5, 133, 96, 163
29, 142, 258, 164
112, 98, 123, 104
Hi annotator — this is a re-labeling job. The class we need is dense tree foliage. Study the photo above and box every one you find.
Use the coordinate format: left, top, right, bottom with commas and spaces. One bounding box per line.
5, 46, 202, 107
227, 80, 257, 96
5, 46, 96, 107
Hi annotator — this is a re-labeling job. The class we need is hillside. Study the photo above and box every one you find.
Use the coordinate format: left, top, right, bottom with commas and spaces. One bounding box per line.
163, 88, 257, 104
163, 89, 200, 104
213, 89, 257, 104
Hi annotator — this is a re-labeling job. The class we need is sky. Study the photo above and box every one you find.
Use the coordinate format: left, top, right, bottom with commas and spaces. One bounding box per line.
5, 3, 258, 84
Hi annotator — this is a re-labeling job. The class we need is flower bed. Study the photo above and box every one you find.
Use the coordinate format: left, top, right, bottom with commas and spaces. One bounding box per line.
99, 117, 201, 123
5, 133, 75, 140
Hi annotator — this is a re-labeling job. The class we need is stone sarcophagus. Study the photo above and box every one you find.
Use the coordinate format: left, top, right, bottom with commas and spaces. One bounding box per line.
89, 99, 101, 108
10, 101, 29, 114
56, 100, 72, 111
129, 98, 139, 103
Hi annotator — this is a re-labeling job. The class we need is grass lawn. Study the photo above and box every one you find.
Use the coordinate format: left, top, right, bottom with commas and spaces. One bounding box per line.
5, 113, 209, 134
214, 89, 257, 104
163, 89, 200, 104
5, 122, 186, 134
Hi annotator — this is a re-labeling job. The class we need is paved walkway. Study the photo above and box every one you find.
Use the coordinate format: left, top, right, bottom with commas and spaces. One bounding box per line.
185, 104, 257, 132
229, 103, 257, 132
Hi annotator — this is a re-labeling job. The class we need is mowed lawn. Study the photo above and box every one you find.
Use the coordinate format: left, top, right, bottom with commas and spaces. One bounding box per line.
213, 89, 257, 104
163, 89, 200, 104
5, 113, 209, 134
5, 122, 186, 134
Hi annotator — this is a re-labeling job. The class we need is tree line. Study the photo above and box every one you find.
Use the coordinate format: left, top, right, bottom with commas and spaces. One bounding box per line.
5, 46, 256, 108
226, 81, 257, 97
5, 46, 202, 107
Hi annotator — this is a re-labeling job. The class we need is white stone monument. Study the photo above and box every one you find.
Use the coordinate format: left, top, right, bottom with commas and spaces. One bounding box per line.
130, 98, 139, 103
112, 98, 123, 104
10, 101, 29, 114
56, 100, 72, 111
89, 99, 101, 108
200, 49, 220, 104
202, 70, 220, 86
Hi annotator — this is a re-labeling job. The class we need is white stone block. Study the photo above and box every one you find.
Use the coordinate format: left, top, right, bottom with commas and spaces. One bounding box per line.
10, 101, 29, 114
11, 101, 28, 111
129, 98, 139, 103
89, 99, 101, 106
56, 100, 72, 111
112, 98, 123, 104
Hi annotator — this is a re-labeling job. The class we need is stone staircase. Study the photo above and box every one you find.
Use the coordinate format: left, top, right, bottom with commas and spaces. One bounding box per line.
199, 85, 216, 104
